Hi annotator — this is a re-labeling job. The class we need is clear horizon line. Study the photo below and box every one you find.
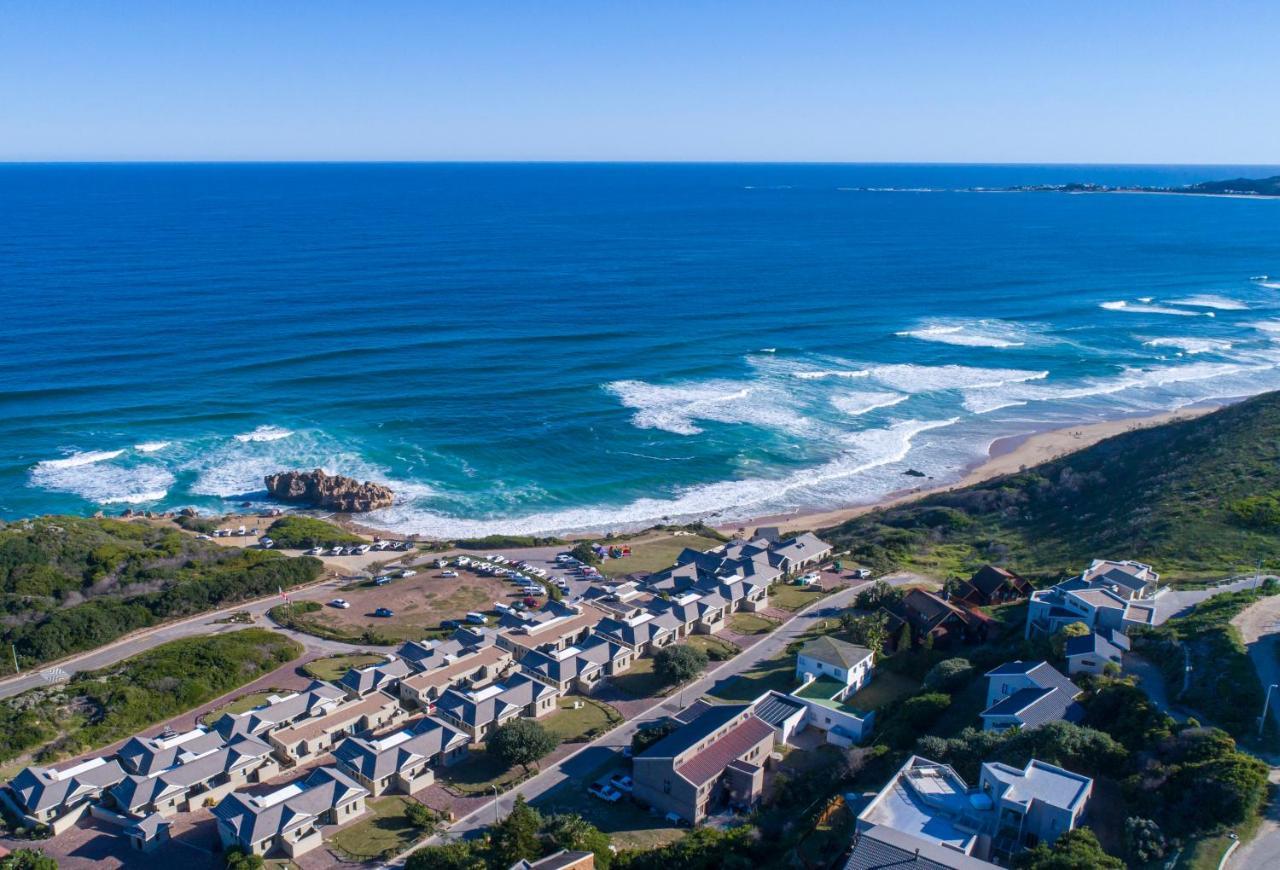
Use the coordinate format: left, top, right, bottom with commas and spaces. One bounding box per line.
0, 159, 1278, 168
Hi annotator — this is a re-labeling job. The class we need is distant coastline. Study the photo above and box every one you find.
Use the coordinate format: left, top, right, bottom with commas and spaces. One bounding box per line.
981, 174, 1280, 199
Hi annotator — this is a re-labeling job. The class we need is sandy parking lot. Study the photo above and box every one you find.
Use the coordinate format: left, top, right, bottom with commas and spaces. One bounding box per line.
302, 568, 533, 640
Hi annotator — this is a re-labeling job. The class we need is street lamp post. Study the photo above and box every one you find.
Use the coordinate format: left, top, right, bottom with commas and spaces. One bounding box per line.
492, 784, 500, 825
1259, 683, 1279, 738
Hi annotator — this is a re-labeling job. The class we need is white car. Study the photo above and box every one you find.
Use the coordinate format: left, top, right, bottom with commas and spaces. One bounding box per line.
330, 598, 350, 609
329, 546, 344, 556
441, 570, 459, 578
195, 534, 212, 540
588, 781, 623, 803
305, 547, 323, 556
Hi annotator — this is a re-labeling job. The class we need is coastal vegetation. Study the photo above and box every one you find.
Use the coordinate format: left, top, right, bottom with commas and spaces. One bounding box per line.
0, 516, 323, 668
825, 392, 1280, 582
0, 628, 302, 765
264, 515, 362, 548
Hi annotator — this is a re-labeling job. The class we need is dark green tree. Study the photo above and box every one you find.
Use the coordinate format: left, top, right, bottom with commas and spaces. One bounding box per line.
653, 644, 708, 685
1013, 828, 1122, 869
489, 795, 543, 866
489, 718, 557, 773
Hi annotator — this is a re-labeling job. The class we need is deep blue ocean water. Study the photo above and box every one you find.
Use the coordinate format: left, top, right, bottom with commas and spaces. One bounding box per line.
4, 162, 1280, 535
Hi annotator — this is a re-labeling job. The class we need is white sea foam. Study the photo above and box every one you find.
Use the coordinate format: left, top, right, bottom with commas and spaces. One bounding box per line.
606, 379, 805, 436
1168, 294, 1249, 311
234, 426, 294, 443
1101, 300, 1204, 317
1143, 337, 1233, 355
362, 417, 961, 537
134, 441, 171, 453
1250, 321, 1280, 334
791, 369, 868, 380
864, 364, 1048, 393
895, 318, 1031, 349
830, 391, 908, 416
36, 449, 125, 469
30, 455, 173, 505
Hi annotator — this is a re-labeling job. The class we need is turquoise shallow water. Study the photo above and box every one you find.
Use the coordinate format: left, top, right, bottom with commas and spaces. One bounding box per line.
4, 162, 1280, 535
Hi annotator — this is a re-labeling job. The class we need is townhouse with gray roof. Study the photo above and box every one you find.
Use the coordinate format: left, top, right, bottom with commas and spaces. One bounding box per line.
212, 765, 369, 859
434, 672, 560, 743
981, 661, 1083, 732
1064, 631, 1125, 676
211, 680, 347, 741
332, 716, 468, 796
339, 655, 412, 697
107, 732, 277, 818
518, 631, 634, 694
4, 756, 127, 834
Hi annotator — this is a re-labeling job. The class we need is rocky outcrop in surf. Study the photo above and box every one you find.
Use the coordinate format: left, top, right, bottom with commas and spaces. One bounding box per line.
264, 469, 394, 512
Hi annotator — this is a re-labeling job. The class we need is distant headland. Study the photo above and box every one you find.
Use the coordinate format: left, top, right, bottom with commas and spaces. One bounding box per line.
987, 174, 1280, 198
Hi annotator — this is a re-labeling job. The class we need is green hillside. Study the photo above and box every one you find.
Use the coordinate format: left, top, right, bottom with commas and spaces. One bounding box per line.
825, 392, 1280, 583
0, 516, 323, 667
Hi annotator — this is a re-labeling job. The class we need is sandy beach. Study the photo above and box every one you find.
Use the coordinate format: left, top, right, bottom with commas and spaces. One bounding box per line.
730, 403, 1223, 536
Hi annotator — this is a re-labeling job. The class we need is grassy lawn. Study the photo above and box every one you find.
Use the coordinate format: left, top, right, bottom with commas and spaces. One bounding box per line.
710, 648, 798, 702
844, 671, 919, 713
769, 583, 830, 612
302, 653, 385, 682
610, 655, 676, 699
729, 612, 780, 635
198, 689, 283, 725
327, 795, 433, 861
434, 749, 531, 797
533, 768, 683, 851
596, 533, 722, 579
685, 634, 740, 660
543, 697, 623, 743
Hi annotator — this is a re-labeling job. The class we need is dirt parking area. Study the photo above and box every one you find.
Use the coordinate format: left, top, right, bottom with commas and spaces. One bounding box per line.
308, 568, 526, 639
1232, 593, 1280, 730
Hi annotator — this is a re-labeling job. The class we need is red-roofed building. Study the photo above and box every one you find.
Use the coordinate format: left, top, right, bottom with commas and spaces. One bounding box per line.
632, 703, 776, 823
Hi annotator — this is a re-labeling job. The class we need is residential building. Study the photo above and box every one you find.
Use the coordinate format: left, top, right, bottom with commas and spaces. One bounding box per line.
212, 766, 369, 858
632, 703, 775, 823
509, 850, 595, 870
434, 673, 560, 743
954, 566, 1033, 607
519, 631, 634, 694
796, 637, 874, 693
117, 727, 224, 776
1077, 559, 1160, 600
5, 757, 126, 834
883, 589, 992, 650
642, 533, 829, 611
333, 717, 468, 796
1025, 584, 1155, 639
108, 733, 277, 818
339, 656, 412, 697
1064, 631, 1125, 676
848, 755, 1092, 868
980, 662, 1083, 733
594, 612, 678, 655
398, 642, 514, 710
498, 602, 607, 656
211, 681, 347, 741
268, 690, 408, 763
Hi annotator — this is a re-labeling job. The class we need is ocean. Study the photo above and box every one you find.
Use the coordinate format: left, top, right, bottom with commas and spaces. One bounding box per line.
4, 162, 1280, 536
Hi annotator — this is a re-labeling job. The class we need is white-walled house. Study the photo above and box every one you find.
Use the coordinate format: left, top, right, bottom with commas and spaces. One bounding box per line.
795, 637, 873, 693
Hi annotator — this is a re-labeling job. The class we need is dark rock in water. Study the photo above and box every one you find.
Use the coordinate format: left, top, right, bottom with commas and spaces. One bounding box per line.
264, 468, 395, 512
903, 468, 927, 478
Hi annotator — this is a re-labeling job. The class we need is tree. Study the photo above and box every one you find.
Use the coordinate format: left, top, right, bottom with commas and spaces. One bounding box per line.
653, 644, 707, 685
569, 542, 601, 566
923, 657, 974, 692
855, 579, 902, 611
1124, 817, 1166, 863
405, 841, 486, 870
404, 801, 438, 830
490, 795, 543, 866
838, 611, 889, 656
1013, 828, 1122, 869
541, 812, 613, 869
489, 718, 557, 772
0, 851, 58, 870
632, 718, 679, 754
1051, 621, 1091, 659
897, 622, 913, 652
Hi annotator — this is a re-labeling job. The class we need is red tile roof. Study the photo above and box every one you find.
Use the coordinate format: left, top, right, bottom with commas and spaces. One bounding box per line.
674, 714, 774, 787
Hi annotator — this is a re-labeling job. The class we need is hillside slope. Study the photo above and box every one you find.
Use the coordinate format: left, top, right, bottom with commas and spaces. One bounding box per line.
824, 392, 1280, 582
0, 517, 323, 666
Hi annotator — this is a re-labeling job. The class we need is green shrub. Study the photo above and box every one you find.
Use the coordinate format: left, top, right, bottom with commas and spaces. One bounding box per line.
266, 516, 362, 548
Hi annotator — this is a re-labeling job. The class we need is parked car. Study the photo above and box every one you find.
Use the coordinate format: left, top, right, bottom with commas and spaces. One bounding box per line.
523, 596, 537, 608
374, 607, 394, 618
195, 534, 212, 540
305, 547, 323, 556
330, 598, 350, 609
441, 570, 459, 578
441, 619, 461, 629
608, 773, 634, 793
375, 576, 390, 586
401, 569, 417, 577
465, 612, 488, 625
851, 568, 872, 580
797, 572, 820, 586
588, 781, 623, 803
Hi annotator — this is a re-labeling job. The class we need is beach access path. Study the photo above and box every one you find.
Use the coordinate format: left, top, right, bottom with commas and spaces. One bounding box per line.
381, 573, 919, 867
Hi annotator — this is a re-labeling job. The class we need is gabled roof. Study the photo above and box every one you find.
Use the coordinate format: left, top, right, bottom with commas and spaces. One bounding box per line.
340, 656, 412, 695
845, 823, 993, 870
799, 636, 873, 670
1064, 632, 1122, 660
673, 715, 774, 786
333, 717, 467, 781
10, 757, 126, 814
212, 766, 368, 846
212, 681, 345, 739
981, 662, 1083, 729
639, 704, 751, 759
118, 727, 225, 775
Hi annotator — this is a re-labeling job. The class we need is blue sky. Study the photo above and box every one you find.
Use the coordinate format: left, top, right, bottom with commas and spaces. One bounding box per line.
2, 1, 1278, 162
